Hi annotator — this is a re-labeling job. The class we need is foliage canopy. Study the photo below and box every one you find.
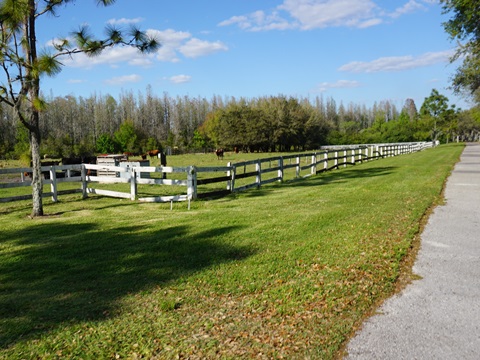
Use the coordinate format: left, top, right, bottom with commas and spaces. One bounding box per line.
441, 0, 480, 98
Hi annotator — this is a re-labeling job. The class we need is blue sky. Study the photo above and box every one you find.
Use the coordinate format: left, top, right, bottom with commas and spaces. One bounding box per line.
37, 0, 468, 110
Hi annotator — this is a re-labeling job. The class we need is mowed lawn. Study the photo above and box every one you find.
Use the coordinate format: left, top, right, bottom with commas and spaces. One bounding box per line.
0, 144, 464, 359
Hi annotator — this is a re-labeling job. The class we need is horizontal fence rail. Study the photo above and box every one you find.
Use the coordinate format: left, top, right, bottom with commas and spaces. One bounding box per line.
0, 141, 435, 205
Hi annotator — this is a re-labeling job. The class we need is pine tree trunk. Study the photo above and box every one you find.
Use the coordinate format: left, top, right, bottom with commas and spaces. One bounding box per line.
30, 127, 43, 217
27, 0, 43, 217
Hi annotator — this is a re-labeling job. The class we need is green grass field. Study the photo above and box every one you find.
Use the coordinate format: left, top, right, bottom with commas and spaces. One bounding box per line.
0, 144, 464, 359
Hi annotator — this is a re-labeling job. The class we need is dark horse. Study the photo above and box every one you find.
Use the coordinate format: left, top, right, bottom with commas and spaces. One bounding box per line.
215, 148, 224, 159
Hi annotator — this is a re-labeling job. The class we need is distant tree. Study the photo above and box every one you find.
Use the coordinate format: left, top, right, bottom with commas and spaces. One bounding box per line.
199, 112, 220, 148
420, 89, 457, 142
114, 120, 138, 153
191, 130, 208, 152
215, 103, 249, 151
403, 98, 418, 121
13, 123, 30, 163
96, 134, 116, 154
0, 0, 159, 216
144, 137, 161, 153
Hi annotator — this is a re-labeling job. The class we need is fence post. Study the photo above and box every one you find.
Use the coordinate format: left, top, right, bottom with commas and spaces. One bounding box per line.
278, 157, 284, 182
311, 153, 317, 175
50, 166, 58, 202
296, 156, 300, 177
81, 165, 87, 199
343, 150, 347, 167
334, 151, 338, 169
256, 160, 261, 188
187, 166, 197, 200
227, 162, 232, 191
324, 151, 328, 171
130, 168, 137, 201
351, 149, 355, 165
231, 165, 236, 192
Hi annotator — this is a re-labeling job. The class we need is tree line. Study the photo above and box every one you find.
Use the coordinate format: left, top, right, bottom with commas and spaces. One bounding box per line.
1, 88, 479, 162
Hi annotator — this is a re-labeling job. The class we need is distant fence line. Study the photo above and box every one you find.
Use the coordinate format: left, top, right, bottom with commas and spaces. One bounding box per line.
0, 141, 435, 206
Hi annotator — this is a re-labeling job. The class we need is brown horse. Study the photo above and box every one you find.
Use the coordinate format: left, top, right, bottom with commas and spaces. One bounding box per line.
215, 148, 224, 159
147, 149, 160, 158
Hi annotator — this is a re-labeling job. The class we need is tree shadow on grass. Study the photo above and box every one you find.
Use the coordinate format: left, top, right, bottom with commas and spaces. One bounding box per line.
287, 166, 398, 188
0, 222, 253, 348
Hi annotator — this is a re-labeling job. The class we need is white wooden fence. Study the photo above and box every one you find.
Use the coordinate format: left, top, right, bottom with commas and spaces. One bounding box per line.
0, 141, 435, 204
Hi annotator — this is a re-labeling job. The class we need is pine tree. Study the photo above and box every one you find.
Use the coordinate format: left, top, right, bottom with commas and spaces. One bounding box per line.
0, 0, 159, 216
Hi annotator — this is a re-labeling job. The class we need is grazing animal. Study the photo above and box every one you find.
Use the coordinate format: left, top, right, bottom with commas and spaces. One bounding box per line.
147, 149, 160, 158
215, 148, 224, 159
62, 156, 97, 176
25, 160, 61, 179
141, 154, 147, 160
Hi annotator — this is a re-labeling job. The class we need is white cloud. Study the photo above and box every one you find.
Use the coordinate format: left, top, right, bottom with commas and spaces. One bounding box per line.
148, 28, 191, 62
105, 74, 142, 86
357, 18, 383, 29
128, 58, 154, 67
146, 29, 228, 62
280, 0, 379, 30
219, 0, 436, 31
218, 15, 251, 29
317, 80, 361, 92
219, 10, 294, 31
169, 75, 192, 84
339, 50, 454, 73
389, 0, 425, 19
179, 38, 228, 58
107, 17, 144, 25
